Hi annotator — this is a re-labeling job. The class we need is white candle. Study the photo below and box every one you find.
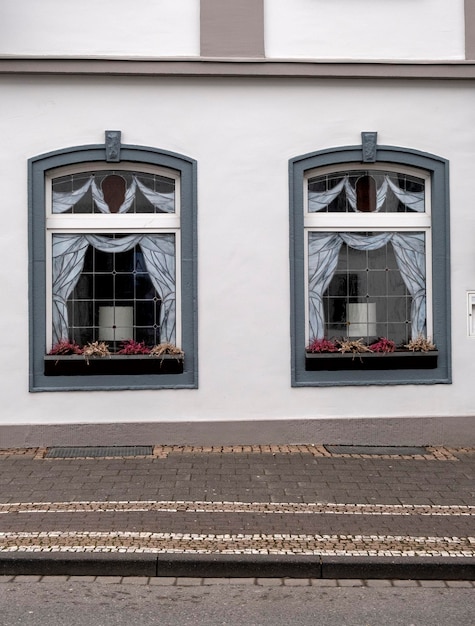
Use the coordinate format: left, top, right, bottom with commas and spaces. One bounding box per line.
347, 303, 377, 337
98, 306, 134, 341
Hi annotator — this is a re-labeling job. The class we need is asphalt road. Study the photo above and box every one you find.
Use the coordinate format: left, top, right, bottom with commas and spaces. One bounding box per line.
0, 578, 474, 626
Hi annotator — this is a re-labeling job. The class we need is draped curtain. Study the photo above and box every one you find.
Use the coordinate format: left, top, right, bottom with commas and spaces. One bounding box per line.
51, 176, 176, 345
307, 175, 426, 340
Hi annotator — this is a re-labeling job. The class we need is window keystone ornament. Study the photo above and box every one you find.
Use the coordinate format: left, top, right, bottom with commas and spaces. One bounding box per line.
361, 131, 377, 163
105, 130, 121, 162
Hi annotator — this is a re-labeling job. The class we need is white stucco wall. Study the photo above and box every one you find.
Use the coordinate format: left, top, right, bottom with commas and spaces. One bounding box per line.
0, 0, 200, 58
0, 74, 474, 428
264, 0, 466, 60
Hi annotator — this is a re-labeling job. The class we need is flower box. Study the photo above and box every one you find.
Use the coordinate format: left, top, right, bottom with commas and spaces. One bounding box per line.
305, 350, 438, 371
44, 354, 184, 376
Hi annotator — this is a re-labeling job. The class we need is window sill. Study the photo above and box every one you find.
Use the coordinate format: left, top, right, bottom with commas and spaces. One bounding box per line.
44, 354, 184, 376
305, 351, 438, 371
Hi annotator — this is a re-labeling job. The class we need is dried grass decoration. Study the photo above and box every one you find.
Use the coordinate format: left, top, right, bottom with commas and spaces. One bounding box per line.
404, 336, 436, 352
337, 338, 373, 354
82, 341, 111, 364
337, 338, 373, 361
150, 342, 184, 366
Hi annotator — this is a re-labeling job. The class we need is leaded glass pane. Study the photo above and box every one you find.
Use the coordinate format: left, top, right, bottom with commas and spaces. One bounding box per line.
52, 170, 175, 214
66, 243, 164, 350
308, 170, 425, 213
323, 244, 412, 344
53, 232, 176, 349
308, 233, 426, 346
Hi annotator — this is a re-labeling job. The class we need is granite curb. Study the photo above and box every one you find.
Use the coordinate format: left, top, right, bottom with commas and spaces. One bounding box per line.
0, 553, 473, 580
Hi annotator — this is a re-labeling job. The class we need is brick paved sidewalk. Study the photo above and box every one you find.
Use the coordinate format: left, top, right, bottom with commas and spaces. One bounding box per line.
0, 445, 473, 578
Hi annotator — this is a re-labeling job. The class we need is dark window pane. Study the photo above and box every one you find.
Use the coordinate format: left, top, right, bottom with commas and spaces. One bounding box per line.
94, 249, 114, 272
72, 274, 93, 299
115, 275, 134, 298
114, 249, 134, 272
347, 248, 366, 270
348, 272, 366, 297
95, 274, 114, 299
135, 275, 157, 299
136, 301, 157, 326
367, 271, 386, 296
368, 246, 386, 270
82, 246, 94, 271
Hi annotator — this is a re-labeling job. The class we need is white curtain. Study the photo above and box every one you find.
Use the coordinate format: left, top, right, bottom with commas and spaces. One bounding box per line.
51, 175, 177, 345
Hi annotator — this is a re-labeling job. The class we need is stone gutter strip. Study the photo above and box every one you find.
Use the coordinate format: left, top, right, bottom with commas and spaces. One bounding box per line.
0, 501, 473, 516
0, 531, 473, 557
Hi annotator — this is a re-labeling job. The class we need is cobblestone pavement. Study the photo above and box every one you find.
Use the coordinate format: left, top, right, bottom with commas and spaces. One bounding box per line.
0, 446, 473, 557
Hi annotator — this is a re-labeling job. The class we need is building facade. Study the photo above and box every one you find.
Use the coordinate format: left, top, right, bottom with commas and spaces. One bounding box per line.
1, 0, 474, 446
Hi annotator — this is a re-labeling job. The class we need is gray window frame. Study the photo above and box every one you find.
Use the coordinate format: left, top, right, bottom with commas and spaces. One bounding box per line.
289, 145, 451, 387
29, 144, 198, 391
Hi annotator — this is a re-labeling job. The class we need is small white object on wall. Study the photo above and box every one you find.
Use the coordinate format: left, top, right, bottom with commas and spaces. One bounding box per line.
467, 292, 475, 336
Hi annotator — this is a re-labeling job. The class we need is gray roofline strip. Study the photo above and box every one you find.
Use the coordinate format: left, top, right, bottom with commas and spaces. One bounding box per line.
2, 58, 475, 79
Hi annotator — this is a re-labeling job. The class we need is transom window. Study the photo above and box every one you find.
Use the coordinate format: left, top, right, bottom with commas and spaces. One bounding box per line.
52, 170, 175, 214
307, 169, 425, 214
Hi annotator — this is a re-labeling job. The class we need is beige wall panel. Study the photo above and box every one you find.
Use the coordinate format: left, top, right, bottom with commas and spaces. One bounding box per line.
200, 0, 264, 57
466, 0, 475, 59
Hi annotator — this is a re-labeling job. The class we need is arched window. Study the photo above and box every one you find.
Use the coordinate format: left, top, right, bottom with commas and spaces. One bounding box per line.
29, 142, 197, 391
290, 145, 451, 386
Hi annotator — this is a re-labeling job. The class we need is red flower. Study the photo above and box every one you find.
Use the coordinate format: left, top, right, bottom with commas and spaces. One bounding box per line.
307, 338, 338, 353
369, 337, 396, 353
117, 339, 151, 355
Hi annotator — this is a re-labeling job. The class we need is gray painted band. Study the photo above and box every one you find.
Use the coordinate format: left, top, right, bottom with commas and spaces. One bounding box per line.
0, 416, 473, 447
2, 59, 475, 79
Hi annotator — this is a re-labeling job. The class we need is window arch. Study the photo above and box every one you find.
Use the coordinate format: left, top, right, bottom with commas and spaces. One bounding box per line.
29, 143, 197, 391
289, 145, 451, 386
